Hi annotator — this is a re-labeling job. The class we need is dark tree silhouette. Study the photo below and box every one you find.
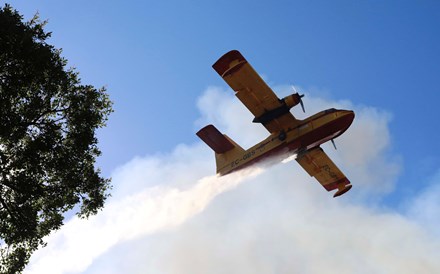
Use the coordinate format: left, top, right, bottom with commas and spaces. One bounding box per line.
0, 4, 113, 273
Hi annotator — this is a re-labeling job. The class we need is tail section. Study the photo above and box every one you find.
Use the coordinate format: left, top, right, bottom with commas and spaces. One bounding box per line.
196, 125, 245, 174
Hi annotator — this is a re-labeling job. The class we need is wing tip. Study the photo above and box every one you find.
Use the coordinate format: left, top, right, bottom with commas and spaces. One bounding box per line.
333, 184, 352, 198
212, 50, 246, 76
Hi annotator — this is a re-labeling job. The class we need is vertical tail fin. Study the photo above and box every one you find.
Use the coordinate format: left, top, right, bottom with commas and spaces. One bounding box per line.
196, 125, 245, 174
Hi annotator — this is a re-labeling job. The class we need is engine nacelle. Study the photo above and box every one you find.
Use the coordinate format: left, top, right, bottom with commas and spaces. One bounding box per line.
283, 93, 303, 109
253, 92, 305, 124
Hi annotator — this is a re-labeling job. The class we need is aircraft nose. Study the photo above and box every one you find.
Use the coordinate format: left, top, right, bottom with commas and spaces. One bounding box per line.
337, 110, 355, 130
345, 110, 355, 119
349, 110, 355, 120
343, 110, 355, 127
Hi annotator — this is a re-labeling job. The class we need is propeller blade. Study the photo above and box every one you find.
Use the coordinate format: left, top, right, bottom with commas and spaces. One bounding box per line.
291, 85, 299, 93
299, 95, 305, 113
291, 85, 306, 113
331, 139, 337, 150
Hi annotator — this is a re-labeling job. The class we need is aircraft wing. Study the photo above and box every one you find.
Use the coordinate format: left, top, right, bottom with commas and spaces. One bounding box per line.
296, 146, 352, 197
213, 50, 299, 134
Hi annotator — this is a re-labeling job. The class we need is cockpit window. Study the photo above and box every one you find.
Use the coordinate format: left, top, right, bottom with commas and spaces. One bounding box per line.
324, 108, 336, 114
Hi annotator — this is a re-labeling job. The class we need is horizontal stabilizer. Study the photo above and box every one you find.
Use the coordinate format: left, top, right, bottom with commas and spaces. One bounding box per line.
196, 125, 235, 154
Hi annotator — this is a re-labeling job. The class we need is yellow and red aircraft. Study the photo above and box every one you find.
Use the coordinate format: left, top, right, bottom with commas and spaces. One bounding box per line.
197, 50, 355, 197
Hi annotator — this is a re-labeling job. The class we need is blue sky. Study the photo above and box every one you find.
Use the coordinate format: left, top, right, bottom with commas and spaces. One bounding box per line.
6, 1, 440, 273
12, 1, 440, 181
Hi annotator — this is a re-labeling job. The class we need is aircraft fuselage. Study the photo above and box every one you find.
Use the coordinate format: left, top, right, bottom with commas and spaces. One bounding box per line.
217, 108, 355, 175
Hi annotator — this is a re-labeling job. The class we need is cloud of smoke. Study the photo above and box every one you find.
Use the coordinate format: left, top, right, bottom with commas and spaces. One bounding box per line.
26, 159, 263, 274
405, 170, 440, 237
26, 86, 440, 274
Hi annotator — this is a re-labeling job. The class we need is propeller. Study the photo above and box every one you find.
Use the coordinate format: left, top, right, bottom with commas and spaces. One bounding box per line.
291, 85, 305, 113
331, 139, 337, 150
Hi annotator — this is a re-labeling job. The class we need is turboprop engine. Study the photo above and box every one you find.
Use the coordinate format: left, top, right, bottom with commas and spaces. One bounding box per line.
283, 92, 305, 112
252, 92, 305, 124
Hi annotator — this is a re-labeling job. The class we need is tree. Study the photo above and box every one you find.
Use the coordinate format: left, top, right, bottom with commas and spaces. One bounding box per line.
0, 4, 113, 273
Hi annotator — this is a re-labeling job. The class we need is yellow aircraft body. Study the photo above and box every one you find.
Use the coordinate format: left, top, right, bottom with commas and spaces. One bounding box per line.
197, 50, 355, 197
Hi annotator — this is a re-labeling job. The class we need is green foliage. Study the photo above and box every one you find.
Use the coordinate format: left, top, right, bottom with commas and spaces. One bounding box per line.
0, 4, 113, 273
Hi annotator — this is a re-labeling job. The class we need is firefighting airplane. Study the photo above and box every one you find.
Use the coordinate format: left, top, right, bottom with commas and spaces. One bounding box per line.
197, 50, 355, 197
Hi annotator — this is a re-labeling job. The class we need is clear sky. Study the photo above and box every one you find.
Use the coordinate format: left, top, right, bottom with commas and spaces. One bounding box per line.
6, 1, 440, 273
11, 1, 440, 182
